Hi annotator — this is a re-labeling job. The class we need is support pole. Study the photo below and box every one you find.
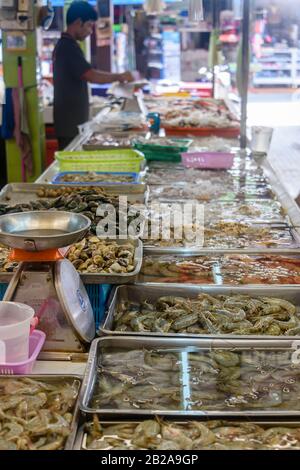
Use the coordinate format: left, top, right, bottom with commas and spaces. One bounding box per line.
240, 0, 250, 149
212, 0, 218, 98
126, 6, 136, 71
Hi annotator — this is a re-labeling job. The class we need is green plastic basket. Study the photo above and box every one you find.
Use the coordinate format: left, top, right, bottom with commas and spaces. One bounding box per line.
134, 138, 192, 153
133, 139, 192, 162
55, 149, 145, 173
142, 151, 182, 162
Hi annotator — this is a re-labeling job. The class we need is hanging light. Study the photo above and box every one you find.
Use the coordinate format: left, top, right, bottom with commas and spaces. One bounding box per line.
143, 0, 166, 15
188, 0, 204, 23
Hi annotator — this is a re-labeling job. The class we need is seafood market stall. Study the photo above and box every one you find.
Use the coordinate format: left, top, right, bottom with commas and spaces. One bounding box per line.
3, 89, 300, 451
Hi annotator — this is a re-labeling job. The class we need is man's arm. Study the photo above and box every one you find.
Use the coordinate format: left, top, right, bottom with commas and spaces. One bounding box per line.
82, 69, 134, 84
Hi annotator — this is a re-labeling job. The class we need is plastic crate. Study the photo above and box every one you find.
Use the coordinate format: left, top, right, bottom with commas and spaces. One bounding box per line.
134, 139, 192, 162
52, 171, 140, 185
0, 283, 112, 330
134, 138, 192, 154
142, 151, 182, 162
55, 149, 145, 173
182, 151, 234, 169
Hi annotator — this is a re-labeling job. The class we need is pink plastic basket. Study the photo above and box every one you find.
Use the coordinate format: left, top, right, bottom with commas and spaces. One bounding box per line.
0, 330, 46, 375
181, 152, 234, 169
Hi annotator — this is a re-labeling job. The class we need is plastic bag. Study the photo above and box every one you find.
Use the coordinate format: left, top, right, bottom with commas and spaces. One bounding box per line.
188, 0, 204, 23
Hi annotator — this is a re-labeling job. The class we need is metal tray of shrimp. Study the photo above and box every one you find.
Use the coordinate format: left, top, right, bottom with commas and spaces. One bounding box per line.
139, 252, 300, 286
99, 284, 300, 341
142, 224, 300, 255
0, 375, 82, 450
79, 336, 300, 417
73, 418, 300, 450
0, 183, 149, 206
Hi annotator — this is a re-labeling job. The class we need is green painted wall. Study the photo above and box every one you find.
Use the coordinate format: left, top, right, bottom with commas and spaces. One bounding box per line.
2, 30, 45, 182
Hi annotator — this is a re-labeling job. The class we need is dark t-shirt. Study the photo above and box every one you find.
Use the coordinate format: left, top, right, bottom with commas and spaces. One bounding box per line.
53, 33, 92, 138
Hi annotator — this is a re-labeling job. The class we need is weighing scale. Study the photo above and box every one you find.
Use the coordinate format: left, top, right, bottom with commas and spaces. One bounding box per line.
108, 81, 148, 115
0, 211, 96, 361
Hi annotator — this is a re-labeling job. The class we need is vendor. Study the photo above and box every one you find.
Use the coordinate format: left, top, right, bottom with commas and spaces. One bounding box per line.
53, 1, 133, 150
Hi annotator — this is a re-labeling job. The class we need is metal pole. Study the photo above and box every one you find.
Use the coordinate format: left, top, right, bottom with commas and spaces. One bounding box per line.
212, 0, 218, 98
126, 7, 136, 71
240, 0, 250, 149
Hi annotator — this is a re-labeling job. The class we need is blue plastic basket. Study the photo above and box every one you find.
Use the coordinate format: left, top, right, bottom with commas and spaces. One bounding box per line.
0, 283, 7, 301
51, 171, 140, 185
85, 284, 112, 328
0, 283, 112, 330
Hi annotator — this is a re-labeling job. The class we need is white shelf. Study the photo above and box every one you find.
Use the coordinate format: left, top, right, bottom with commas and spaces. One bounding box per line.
257, 60, 292, 64
253, 47, 300, 87
257, 67, 292, 71
260, 49, 292, 54
253, 77, 293, 85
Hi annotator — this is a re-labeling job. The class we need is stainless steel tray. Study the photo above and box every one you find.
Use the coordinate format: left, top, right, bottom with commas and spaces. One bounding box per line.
0, 374, 82, 450
82, 130, 139, 151
100, 284, 300, 340
78, 239, 143, 284
143, 225, 300, 255
204, 199, 290, 225
0, 240, 143, 284
79, 336, 298, 417
138, 251, 300, 286
73, 419, 300, 450
148, 185, 275, 203
147, 198, 290, 225
0, 183, 149, 205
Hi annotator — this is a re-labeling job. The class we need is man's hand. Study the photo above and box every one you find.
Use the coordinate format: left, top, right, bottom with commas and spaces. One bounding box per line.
118, 71, 134, 83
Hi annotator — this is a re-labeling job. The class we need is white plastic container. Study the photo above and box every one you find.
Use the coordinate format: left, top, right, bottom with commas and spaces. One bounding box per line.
0, 302, 35, 363
251, 126, 274, 155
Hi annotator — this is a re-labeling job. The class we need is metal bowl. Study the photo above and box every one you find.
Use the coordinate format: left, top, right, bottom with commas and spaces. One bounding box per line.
0, 211, 91, 251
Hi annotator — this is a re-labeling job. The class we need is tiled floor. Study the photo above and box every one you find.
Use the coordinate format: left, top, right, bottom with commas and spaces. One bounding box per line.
268, 126, 300, 200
